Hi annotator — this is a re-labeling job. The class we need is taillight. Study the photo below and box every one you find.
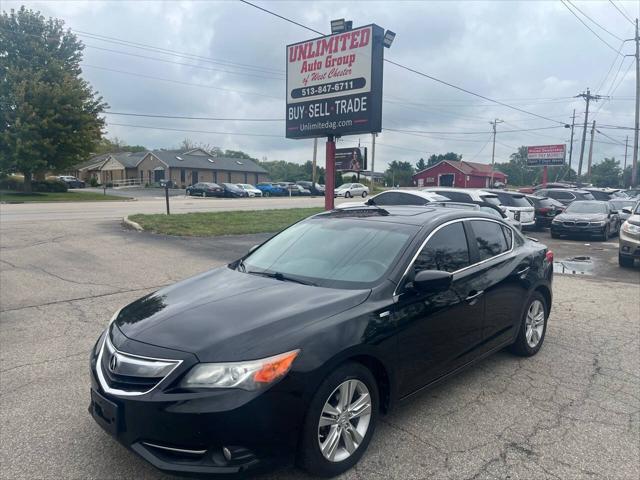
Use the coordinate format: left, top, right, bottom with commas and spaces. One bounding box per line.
539, 207, 550, 214
545, 250, 554, 263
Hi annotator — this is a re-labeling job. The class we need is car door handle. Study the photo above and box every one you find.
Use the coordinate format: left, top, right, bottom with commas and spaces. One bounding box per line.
516, 266, 530, 276
465, 290, 484, 302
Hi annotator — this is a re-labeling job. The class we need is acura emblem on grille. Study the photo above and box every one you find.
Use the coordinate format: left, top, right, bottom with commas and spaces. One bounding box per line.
109, 354, 118, 372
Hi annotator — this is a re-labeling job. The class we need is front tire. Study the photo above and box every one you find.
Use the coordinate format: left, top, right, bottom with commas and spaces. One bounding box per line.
345, 191, 352, 198
298, 363, 378, 478
509, 292, 548, 357
599, 225, 609, 242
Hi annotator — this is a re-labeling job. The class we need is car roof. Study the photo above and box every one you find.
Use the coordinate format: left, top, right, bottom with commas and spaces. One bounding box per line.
375, 189, 446, 200
538, 187, 591, 193
316, 205, 506, 227
482, 189, 526, 197
421, 187, 497, 196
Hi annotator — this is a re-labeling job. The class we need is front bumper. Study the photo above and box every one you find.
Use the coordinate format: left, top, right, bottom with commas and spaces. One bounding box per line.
89, 335, 306, 477
619, 229, 640, 258
550, 223, 606, 237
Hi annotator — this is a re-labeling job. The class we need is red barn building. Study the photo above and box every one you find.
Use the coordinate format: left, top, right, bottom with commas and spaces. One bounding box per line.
413, 160, 507, 188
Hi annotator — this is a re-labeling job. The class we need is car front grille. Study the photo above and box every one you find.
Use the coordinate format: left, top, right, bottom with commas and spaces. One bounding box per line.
97, 332, 182, 396
563, 221, 575, 226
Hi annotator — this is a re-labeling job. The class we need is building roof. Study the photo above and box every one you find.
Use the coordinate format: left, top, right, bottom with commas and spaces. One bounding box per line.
149, 149, 268, 174
414, 160, 507, 178
76, 148, 267, 174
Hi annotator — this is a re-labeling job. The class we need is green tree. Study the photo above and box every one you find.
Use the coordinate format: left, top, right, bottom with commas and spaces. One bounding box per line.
590, 157, 621, 187
427, 152, 462, 167
384, 160, 414, 187
0, 7, 107, 192
416, 157, 427, 171
94, 137, 146, 154
224, 149, 255, 159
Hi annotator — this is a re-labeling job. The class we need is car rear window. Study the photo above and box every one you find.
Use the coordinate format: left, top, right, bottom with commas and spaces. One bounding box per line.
493, 192, 531, 207
578, 192, 596, 200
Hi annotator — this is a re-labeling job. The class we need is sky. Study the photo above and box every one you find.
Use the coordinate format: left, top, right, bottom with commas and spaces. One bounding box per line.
4, 0, 639, 173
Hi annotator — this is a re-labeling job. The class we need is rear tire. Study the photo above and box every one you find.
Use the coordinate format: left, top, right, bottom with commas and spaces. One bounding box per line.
509, 292, 548, 357
619, 254, 634, 268
298, 363, 378, 478
361, 191, 367, 198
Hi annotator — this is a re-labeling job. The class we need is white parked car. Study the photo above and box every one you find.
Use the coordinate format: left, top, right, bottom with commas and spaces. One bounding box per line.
481, 189, 536, 229
334, 183, 369, 198
338, 190, 449, 208
236, 184, 263, 197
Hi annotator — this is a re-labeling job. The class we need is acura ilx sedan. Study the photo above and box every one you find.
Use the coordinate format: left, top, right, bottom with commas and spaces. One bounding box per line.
89, 205, 553, 478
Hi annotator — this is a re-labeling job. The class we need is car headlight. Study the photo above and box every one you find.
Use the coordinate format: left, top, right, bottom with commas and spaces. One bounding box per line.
552, 218, 561, 224
590, 221, 606, 226
179, 349, 299, 391
622, 221, 640, 234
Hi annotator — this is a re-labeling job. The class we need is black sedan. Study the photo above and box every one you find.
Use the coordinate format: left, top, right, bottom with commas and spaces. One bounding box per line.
525, 195, 565, 229
221, 182, 249, 198
57, 175, 85, 188
89, 206, 553, 478
186, 182, 224, 197
551, 200, 620, 240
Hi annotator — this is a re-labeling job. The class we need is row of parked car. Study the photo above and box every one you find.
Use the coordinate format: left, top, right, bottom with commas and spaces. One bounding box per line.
338, 185, 639, 268
186, 181, 326, 198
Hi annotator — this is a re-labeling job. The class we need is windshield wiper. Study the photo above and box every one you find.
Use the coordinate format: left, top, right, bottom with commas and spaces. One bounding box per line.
246, 270, 316, 286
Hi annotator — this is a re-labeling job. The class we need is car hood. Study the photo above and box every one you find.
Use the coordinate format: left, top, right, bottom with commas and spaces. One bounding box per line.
114, 267, 370, 362
555, 212, 607, 222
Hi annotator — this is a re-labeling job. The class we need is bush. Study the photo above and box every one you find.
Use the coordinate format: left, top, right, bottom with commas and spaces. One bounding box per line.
33, 179, 68, 192
0, 176, 23, 191
89, 177, 99, 187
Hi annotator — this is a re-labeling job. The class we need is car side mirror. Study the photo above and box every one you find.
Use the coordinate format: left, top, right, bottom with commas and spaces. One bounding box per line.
622, 208, 632, 214
412, 270, 452, 293
365, 198, 375, 205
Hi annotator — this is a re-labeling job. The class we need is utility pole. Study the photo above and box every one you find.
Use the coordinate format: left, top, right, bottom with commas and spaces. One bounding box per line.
370, 133, 377, 190
632, 19, 639, 187
490, 118, 504, 187
624, 135, 629, 171
576, 89, 603, 181
568, 109, 576, 172
311, 137, 318, 185
587, 120, 596, 181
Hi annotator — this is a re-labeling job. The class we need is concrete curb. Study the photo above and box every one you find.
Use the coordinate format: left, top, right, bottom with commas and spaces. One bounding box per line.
122, 216, 143, 232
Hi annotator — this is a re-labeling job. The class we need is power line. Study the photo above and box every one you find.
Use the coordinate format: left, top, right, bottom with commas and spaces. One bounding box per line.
239, 1, 568, 126
609, 0, 635, 26
560, 0, 624, 55
73, 29, 284, 75
81, 64, 282, 100
566, 0, 624, 41
595, 42, 626, 92
104, 111, 284, 121
107, 122, 281, 137
83, 43, 284, 80
239, 0, 323, 35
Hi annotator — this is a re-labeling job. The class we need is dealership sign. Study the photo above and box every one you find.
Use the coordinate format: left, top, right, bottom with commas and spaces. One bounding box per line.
286, 25, 384, 139
527, 144, 566, 167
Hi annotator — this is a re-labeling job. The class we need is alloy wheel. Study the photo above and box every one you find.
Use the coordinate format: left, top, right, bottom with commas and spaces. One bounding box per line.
317, 379, 372, 463
525, 299, 545, 348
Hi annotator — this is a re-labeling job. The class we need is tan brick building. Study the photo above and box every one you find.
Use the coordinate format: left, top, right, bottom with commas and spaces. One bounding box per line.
75, 148, 269, 187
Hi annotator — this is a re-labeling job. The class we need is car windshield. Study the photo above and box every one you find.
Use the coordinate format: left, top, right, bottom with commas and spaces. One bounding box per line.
565, 202, 607, 214
492, 192, 531, 207
242, 217, 419, 288
610, 200, 635, 210
635, 203, 640, 214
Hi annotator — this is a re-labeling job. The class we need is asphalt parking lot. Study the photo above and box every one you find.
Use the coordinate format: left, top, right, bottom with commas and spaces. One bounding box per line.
0, 205, 639, 479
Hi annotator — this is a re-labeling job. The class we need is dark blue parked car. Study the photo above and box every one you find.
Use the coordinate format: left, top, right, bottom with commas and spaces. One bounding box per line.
256, 183, 286, 197
221, 183, 249, 198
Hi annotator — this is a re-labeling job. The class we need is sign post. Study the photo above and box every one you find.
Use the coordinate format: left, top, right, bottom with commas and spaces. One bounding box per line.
286, 22, 388, 210
526, 145, 566, 185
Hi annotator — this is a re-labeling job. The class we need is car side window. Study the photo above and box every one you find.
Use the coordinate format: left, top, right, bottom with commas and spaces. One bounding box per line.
373, 192, 400, 205
501, 225, 513, 250
400, 193, 427, 205
414, 222, 470, 273
437, 191, 470, 202
470, 220, 509, 261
